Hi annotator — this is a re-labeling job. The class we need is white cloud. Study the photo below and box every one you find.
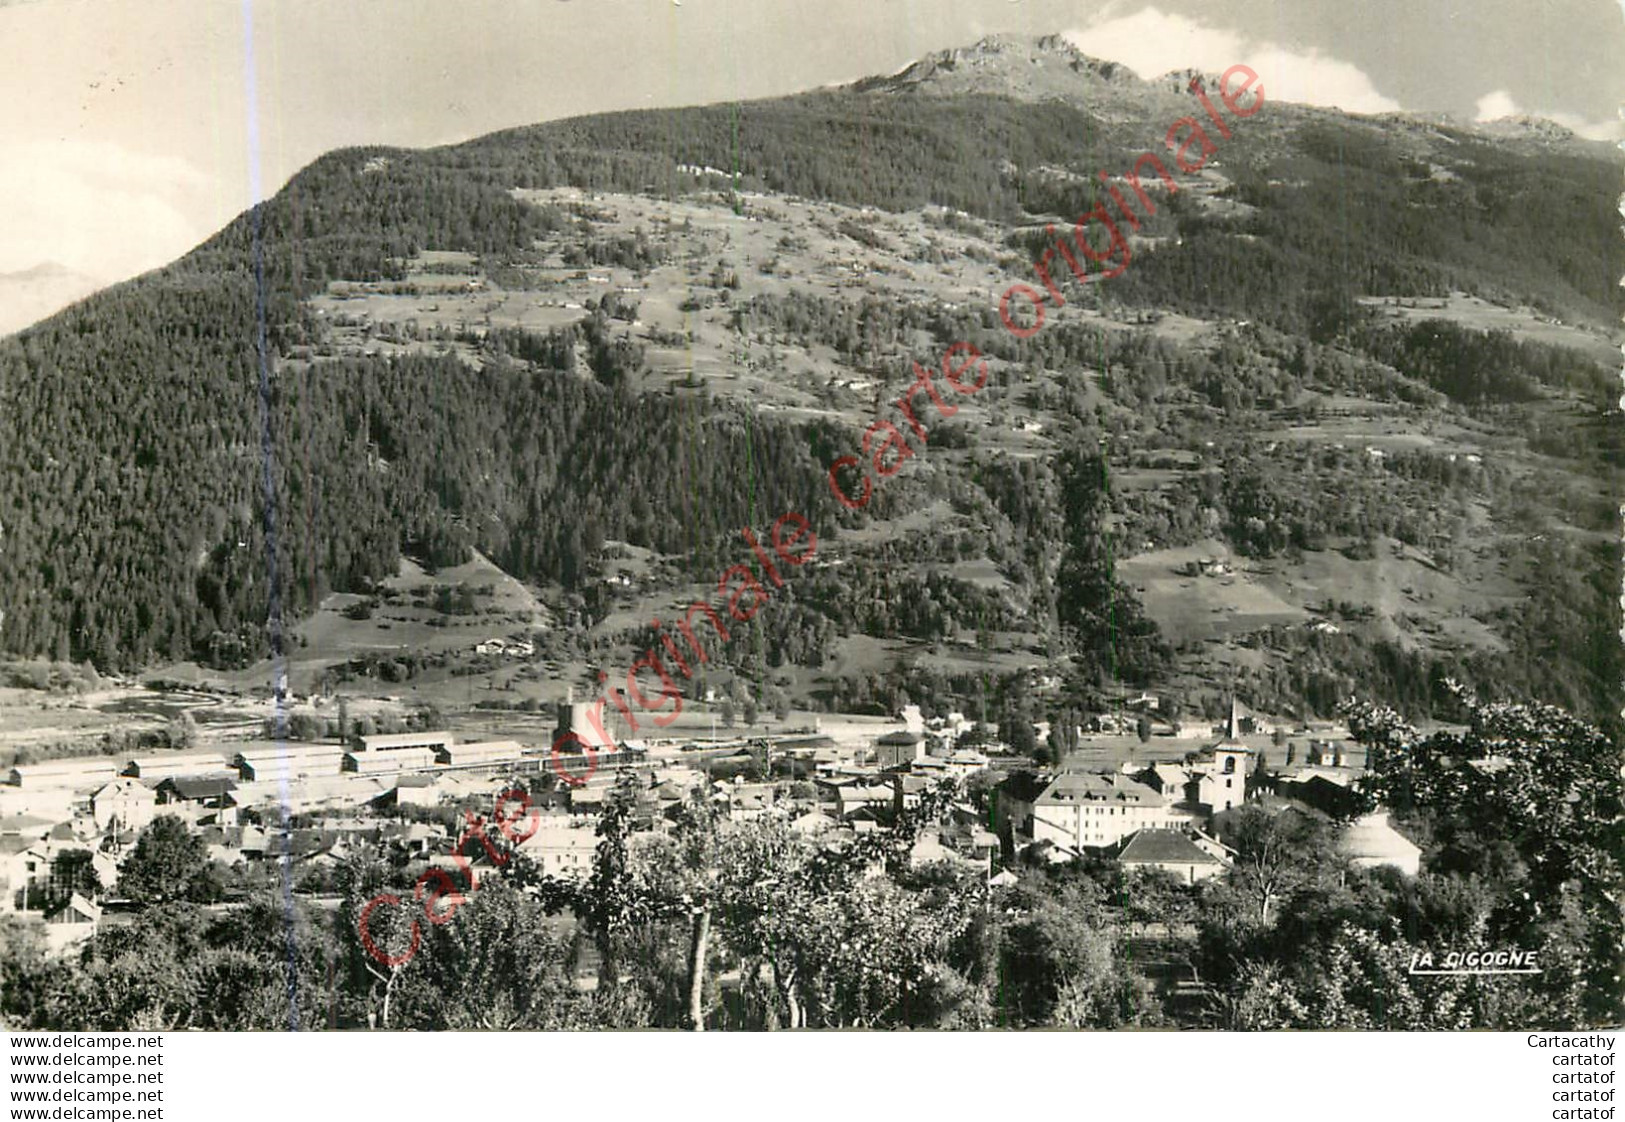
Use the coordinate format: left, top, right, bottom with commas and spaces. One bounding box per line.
0, 140, 219, 280
1064, 7, 1402, 116
1473, 90, 1520, 122
1474, 88, 1623, 141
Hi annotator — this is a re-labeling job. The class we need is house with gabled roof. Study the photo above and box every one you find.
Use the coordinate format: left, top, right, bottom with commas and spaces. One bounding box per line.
155, 776, 239, 826
43, 893, 101, 954
1136, 763, 1191, 800
91, 778, 158, 833
1117, 828, 1226, 884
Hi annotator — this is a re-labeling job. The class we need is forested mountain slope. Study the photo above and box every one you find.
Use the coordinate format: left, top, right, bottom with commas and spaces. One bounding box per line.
0, 35, 1619, 725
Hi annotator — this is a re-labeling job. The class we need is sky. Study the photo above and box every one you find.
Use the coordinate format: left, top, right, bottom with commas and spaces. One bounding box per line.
0, 0, 1620, 331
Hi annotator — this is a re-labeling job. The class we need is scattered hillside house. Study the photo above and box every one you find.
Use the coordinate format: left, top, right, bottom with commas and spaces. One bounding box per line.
1337, 812, 1422, 876
90, 778, 158, 833
929, 711, 976, 741
475, 638, 536, 658
1117, 829, 1226, 885
1305, 739, 1346, 767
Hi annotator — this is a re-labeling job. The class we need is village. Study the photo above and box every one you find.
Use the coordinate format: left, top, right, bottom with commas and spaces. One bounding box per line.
1, 688, 1423, 963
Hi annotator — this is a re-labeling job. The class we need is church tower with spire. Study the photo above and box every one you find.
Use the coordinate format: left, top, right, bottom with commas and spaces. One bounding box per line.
1193, 697, 1251, 815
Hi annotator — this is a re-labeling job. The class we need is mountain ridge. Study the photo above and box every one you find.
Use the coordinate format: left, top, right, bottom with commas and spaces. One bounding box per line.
4, 31, 1618, 337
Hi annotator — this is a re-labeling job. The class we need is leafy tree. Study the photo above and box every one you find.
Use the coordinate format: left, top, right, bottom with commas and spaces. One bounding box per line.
393, 881, 593, 1030
995, 877, 1155, 1027
164, 711, 198, 751
117, 816, 209, 905
1345, 687, 1624, 1024
36, 850, 102, 914
1224, 805, 1341, 925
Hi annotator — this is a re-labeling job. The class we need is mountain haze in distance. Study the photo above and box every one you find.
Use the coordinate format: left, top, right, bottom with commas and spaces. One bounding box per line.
0, 263, 105, 338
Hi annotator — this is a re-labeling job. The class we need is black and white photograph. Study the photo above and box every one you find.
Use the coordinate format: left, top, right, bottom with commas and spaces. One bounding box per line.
0, 0, 1620, 1087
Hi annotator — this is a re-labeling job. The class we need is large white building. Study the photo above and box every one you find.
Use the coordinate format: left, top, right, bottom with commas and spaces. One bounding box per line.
514, 814, 598, 879
999, 771, 1176, 853
356, 731, 455, 755
90, 778, 158, 832
234, 743, 347, 783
